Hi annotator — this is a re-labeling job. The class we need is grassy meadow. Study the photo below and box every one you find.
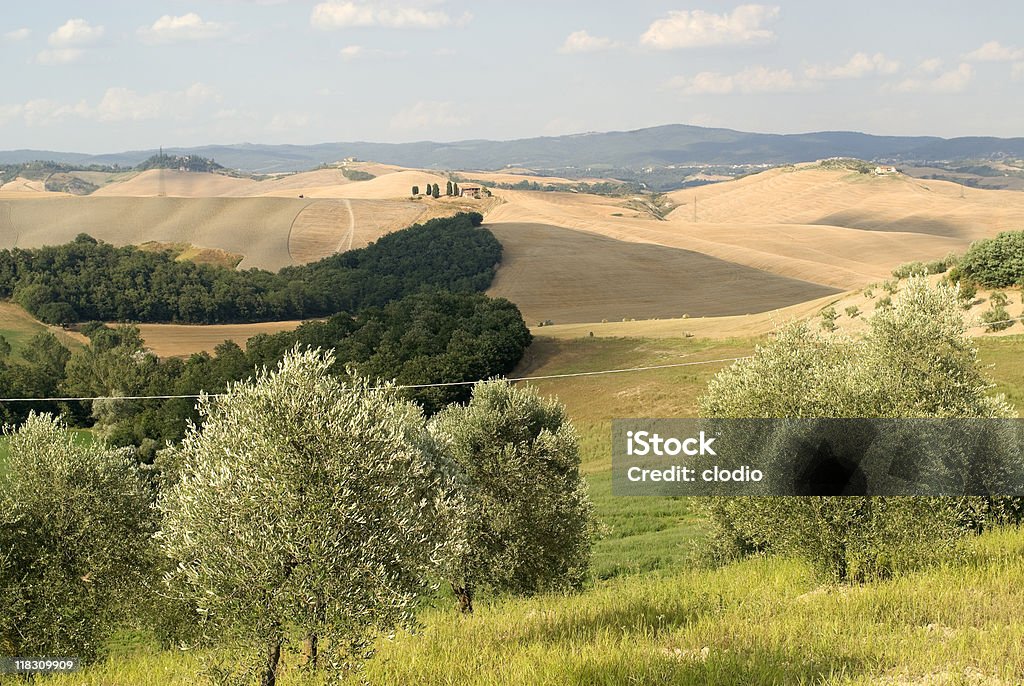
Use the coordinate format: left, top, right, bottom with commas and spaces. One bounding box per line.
26, 331, 1024, 684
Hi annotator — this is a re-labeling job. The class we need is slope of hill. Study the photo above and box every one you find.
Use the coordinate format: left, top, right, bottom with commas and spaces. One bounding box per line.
5, 125, 1024, 172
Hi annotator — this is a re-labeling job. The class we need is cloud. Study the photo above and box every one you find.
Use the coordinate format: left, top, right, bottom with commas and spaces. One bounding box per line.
4, 28, 31, 41
311, 1, 464, 29
916, 58, 943, 74
893, 63, 973, 94
48, 18, 104, 47
805, 52, 900, 80
38, 18, 105, 64
559, 30, 619, 54
37, 48, 86, 65
670, 65, 804, 95
138, 13, 226, 44
391, 100, 468, 130
94, 83, 218, 122
964, 40, 1024, 62
5, 83, 218, 126
641, 4, 779, 50
339, 44, 407, 59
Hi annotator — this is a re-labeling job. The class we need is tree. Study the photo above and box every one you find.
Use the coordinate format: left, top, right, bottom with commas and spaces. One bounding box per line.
158, 349, 463, 684
699, 278, 1017, 581
446, 180, 453, 196
430, 380, 595, 613
412, 185, 420, 196
453, 182, 460, 197
0, 414, 155, 660
432, 183, 440, 198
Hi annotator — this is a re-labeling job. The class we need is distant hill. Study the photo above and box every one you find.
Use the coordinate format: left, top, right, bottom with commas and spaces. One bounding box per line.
4, 124, 1024, 173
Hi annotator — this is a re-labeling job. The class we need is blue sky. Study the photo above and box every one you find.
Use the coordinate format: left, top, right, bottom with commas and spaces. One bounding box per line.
2, 1, 1023, 152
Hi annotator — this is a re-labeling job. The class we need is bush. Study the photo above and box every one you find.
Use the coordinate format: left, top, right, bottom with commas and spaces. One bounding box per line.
981, 303, 1014, 332
699, 278, 1016, 582
819, 306, 838, 331
959, 231, 1024, 287
158, 349, 463, 681
430, 380, 595, 613
0, 414, 155, 660
845, 305, 860, 318
882, 279, 899, 294
990, 291, 1010, 307
876, 295, 892, 311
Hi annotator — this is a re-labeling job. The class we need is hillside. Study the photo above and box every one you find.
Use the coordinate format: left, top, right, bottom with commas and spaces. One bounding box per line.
5, 124, 1024, 172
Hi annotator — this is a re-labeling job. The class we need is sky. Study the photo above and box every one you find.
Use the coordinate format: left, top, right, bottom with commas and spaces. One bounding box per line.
1, 1, 1023, 153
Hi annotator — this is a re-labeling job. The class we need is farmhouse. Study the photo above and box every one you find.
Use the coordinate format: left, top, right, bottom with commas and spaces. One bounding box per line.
460, 185, 483, 198
874, 166, 899, 175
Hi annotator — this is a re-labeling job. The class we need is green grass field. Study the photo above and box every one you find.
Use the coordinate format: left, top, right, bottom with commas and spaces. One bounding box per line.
26, 333, 1024, 684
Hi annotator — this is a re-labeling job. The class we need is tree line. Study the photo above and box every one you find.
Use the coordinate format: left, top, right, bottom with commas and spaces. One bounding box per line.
0, 212, 497, 325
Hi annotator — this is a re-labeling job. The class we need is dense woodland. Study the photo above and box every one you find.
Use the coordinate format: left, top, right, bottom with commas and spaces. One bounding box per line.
0, 212, 529, 457
0, 212, 498, 324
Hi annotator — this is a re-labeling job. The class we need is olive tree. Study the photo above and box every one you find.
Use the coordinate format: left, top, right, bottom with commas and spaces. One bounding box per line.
0, 413, 155, 660
700, 277, 1017, 581
430, 380, 595, 613
158, 348, 463, 684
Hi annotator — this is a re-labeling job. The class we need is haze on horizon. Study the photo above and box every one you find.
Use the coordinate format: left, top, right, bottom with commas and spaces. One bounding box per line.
2, 0, 1023, 154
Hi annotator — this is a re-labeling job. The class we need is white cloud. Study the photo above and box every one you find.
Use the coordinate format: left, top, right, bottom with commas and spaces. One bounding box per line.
7, 83, 218, 126
558, 30, 618, 54
641, 4, 779, 50
4, 28, 31, 41
94, 83, 218, 122
311, 1, 463, 29
138, 13, 226, 44
37, 48, 85, 65
805, 52, 900, 80
916, 58, 943, 74
48, 18, 104, 47
339, 44, 407, 59
38, 18, 105, 64
893, 63, 973, 94
670, 65, 803, 95
964, 40, 1024, 62
391, 100, 468, 130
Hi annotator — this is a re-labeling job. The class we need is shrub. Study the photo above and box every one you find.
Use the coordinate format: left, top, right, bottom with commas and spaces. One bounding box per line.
430, 380, 596, 613
845, 305, 860, 318
883, 279, 899, 294
699, 278, 1016, 582
0, 414, 155, 660
990, 291, 1010, 307
158, 349, 463, 681
959, 231, 1024, 287
876, 295, 892, 311
981, 303, 1014, 332
819, 306, 838, 331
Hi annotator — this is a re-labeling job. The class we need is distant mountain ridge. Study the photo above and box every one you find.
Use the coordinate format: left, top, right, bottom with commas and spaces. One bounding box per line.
3, 124, 1023, 173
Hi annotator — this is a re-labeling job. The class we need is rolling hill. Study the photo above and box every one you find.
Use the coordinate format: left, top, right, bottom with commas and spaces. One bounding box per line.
4, 124, 1024, 172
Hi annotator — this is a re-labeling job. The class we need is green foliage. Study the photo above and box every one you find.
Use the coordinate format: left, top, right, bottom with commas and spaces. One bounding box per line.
0, 213, 498, 324
412, 185, 420, 196
981, 303, 1014, 332
990, 291, 1010, 307
892, 255, 956, 279
845, 305, 860, 318
158, 349, 464, 677
453, 182, 460, 196
446, 180, 453, 196
0, 414, 155, 659
135, 153, 223, 173
430, 381, 595, 611
959, 230, 1024, 288
431, 183, 440, 198
699, 278, 1016, 582
819, 306, 838, 331
882, 279, 898, 294
876, 295, 893, 311
340, 168, 375, 181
